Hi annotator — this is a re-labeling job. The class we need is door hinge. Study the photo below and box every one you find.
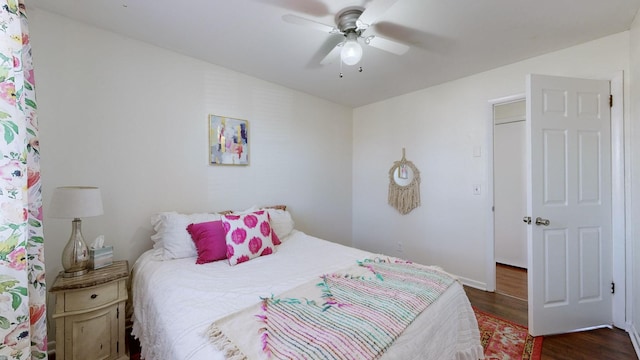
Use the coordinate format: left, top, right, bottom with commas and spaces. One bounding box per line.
610, 95, 613, 108
117, 307, 119, 319
117, 341, 119, 353
611, 281, 615, 294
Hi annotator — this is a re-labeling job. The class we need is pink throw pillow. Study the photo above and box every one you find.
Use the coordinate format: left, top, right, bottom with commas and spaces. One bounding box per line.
222, 210, 277, 266
186, 220, 227, 264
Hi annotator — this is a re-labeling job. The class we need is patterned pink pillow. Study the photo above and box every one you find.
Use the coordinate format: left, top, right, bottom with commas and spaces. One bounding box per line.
222, 210, 278, 266
186, 220, 228, 264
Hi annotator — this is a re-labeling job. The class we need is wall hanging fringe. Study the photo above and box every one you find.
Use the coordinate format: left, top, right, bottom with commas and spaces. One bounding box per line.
388, 148, 421, 215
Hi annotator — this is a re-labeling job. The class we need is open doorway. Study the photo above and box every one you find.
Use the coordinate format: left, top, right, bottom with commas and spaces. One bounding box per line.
493, 99, 527, 300
487, 73, 625, 331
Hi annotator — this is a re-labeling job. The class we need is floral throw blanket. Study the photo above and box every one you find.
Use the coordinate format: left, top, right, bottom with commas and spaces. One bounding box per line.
208, 259, 456, 360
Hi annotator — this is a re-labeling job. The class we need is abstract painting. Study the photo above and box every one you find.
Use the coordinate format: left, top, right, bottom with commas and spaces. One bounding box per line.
209, 114, 249, 165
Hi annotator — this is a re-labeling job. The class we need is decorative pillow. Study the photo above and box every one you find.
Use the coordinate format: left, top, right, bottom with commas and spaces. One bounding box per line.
222, 210, 277, 266
151, 212, 221, 260
264, 208, 295, 240
186, 220, 227, 264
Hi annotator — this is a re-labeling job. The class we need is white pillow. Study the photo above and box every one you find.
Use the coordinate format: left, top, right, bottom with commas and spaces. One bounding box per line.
264, 208, 294, 240
234, 205, 259, 214
150, 212, 221, 260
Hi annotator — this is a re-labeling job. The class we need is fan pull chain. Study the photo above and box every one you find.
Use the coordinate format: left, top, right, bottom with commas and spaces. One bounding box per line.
339, 66, 364, 78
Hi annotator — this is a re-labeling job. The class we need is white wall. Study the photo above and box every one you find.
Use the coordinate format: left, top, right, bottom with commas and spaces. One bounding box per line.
29, 8, 353, 340
629, 7, 640, 353
353, 32, 630, 288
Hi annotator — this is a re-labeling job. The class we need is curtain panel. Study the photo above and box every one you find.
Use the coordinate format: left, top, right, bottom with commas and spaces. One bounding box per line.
0, 1, 47, 359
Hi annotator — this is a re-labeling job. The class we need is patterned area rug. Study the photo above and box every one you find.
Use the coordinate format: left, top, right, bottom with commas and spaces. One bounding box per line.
474, 307, 543, 360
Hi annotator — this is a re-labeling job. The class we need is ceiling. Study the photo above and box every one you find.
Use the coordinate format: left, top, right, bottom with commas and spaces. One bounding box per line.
28, 0, 640, 108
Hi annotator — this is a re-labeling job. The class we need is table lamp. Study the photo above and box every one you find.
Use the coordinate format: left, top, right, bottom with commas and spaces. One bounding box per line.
50, 186, 104, 277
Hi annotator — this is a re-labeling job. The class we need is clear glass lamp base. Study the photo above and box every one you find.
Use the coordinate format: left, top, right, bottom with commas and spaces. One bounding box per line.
61, 218, 89, 277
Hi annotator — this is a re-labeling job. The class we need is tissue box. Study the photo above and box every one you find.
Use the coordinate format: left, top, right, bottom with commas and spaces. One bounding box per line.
89, 246, 113, 269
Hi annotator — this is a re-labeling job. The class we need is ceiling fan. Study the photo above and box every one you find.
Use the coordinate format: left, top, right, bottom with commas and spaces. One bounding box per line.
282, 0, 410, 67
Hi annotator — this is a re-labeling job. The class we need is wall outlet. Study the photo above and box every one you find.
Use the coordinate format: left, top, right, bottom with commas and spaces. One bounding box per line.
396, 242, 403, 254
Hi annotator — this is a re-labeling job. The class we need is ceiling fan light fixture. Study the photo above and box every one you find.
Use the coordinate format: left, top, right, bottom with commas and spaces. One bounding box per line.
340, 32, 362, 66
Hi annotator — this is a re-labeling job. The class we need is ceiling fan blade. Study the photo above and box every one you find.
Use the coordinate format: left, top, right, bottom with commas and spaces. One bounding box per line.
365, 35, 409, 55
282, 14, 336, 33
320, 42, 343, 65
357, 0, 401, 29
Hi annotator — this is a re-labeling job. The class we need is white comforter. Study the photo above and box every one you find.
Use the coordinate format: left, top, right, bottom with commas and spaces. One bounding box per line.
131, 230, 483, 360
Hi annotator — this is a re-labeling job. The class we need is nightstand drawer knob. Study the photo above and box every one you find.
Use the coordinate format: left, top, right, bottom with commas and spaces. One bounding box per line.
91, 294, 98, 299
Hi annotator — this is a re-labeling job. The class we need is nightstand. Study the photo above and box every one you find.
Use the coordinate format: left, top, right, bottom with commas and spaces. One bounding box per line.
50, 260, 129, 360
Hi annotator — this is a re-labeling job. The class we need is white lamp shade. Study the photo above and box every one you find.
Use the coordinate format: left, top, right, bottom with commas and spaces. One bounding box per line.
50, 186, 104, 219
340, 33, 363, 66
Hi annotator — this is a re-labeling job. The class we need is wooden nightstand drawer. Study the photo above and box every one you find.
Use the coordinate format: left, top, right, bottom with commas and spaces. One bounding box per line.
64, 281, 118, 312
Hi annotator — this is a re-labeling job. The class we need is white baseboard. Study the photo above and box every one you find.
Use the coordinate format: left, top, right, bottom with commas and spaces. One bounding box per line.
456, 276, 487, 291
630, 324, 640, 359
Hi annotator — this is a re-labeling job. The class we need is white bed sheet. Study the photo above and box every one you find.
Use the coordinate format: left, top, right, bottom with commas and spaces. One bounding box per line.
132, 230, 483, 360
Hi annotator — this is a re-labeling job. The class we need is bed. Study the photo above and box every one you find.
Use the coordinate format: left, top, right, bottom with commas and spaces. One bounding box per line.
131, 209, 483, 360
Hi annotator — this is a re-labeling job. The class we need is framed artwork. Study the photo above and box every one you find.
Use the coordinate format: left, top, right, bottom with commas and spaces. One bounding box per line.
209, 115, 249, 165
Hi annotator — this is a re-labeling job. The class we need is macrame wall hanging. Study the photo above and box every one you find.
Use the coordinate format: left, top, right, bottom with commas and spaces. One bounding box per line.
388, 148, 421, 215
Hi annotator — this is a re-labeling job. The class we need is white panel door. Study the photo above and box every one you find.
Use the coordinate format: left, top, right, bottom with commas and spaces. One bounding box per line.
526, 74, 611, 336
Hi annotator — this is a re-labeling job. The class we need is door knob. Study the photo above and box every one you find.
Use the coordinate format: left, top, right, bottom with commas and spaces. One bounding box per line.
522, 216, 531, 224
535, 217, 550, 226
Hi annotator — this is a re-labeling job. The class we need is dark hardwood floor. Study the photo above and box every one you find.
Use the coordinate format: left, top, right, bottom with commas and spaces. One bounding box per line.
496, 262, 527, 300
465, 264, 637, 360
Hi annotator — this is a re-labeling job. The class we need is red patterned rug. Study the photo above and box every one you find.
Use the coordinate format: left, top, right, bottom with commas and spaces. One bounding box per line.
474, 307, 543, 360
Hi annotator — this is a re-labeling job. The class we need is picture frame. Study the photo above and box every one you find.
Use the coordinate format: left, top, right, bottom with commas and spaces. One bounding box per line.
209, 114, 249, 165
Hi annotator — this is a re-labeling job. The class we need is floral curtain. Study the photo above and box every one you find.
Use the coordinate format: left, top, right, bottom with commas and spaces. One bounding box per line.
0, 1, 47, 359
